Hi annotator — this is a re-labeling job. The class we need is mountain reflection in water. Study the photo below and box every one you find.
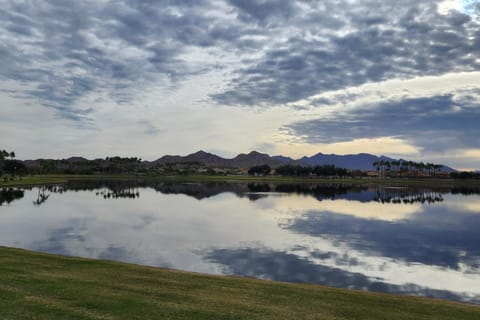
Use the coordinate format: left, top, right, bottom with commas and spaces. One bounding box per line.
0, 180, 479, 304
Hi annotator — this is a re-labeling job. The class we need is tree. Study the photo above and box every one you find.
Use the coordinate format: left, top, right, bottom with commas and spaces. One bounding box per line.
3, 160, 26, 176
372, 161, 382, 177
0, 150, 16, 176
392, 160, 402, 176
248, 164, 271, 176
385, 161, 391, 174
433, 164, 443, 176
378, 160, 386, 177
40, 159, 56, 174
0, 150, 11, 161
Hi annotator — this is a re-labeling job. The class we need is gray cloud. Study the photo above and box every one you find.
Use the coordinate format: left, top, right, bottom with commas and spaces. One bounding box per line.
213, 1, 480, 106
1, 0, 479, 125
0, 1, 239, 120
228, 0, 300, 26
137, 120, 163, 136
286, 92, 480, 152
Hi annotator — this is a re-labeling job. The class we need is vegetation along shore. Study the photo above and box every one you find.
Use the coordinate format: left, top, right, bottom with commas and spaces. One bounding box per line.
2, 174, 480, 189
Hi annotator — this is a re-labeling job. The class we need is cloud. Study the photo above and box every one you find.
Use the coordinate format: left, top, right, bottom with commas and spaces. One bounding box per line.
212, 1, 480, 106
228, 0, 300, 26
137, 120, 163, 136
285, 92, 480, 153
3, 0, 478, 118
0, 1, 238, 120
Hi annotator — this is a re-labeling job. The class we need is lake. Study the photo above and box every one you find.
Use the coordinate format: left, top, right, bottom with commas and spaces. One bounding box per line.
1, 180, 480, 304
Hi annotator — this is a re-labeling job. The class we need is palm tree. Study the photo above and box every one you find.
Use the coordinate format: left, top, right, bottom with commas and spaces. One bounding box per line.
373, 161, 380, 175
385, 161, 391, 176
433, 164, 443, 176
418, 162, 425, 175
391, 160, 400, 175
0, 150, 9, 160
414, 162, 421, 176
425, 163, 431, 176
406, 161, 413, 174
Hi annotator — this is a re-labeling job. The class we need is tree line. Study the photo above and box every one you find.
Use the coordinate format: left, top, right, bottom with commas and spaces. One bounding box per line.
34, 157, 143, 175
450, 171, 480, 179
248, 164, 348, 177
372, 160, 444, 176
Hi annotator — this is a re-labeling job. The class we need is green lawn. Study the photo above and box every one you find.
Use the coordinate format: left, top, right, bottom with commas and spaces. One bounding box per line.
0, 247, 479, 319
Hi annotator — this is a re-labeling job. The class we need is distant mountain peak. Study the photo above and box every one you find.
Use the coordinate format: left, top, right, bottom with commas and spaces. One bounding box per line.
272, 155, 294, 163
64, 156, 88, 162
188, 150, 215, 157
235, 150, 269, 158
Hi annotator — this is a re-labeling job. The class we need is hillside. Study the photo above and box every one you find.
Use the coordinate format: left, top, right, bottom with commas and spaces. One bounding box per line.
147, 151, 454, 172
298, 153, 396, 171
18, 151, 456, 172
151, 150, 229, 167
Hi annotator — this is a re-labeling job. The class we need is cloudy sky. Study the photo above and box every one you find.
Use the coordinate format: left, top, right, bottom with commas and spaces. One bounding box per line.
1, 0, 479, 169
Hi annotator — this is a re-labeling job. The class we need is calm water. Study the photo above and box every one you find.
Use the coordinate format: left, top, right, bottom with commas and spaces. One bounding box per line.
1, 181, 480, 304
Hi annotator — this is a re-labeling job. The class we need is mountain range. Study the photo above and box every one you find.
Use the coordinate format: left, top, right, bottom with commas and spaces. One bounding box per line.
145, 150, 455, 172
148, 151, 286, 168
21, 150, 455, 172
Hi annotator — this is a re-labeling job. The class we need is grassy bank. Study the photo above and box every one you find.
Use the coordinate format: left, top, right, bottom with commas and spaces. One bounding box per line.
2, 173, 480, 188
0, 175, 70, 187
0, 247, 479, 320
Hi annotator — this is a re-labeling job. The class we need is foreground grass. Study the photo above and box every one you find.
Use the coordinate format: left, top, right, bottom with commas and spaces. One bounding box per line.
0, 247, 479, 320
2, 173, 480, 188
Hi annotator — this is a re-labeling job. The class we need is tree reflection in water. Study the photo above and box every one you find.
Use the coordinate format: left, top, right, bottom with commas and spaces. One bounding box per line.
23, 180, 480, 204
33, 186, 50, 206
95, 187, 140, 199
0, 188, 24, 206
374, 187, 444, 204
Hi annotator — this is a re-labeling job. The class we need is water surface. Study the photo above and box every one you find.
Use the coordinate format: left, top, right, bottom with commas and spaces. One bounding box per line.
1, 180, 480, 303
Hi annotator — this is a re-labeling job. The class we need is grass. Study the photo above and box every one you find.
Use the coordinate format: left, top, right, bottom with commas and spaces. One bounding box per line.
0, 247, 479, 320
0, 175, 70, 187
1, 173, 480, 188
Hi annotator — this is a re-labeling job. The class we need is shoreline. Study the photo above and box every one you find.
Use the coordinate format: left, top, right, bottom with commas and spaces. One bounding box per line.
1, 174, 480, 188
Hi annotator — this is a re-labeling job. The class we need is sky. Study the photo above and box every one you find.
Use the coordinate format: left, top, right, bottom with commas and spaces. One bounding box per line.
0, 0, 479, 170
